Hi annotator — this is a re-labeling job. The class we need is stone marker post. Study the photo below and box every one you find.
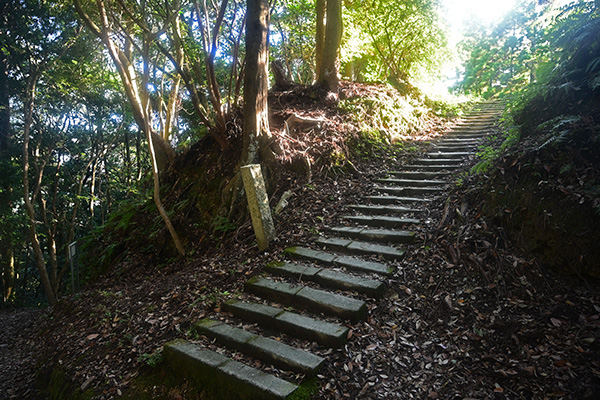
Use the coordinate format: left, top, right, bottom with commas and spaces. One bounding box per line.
241, 164, 275, 250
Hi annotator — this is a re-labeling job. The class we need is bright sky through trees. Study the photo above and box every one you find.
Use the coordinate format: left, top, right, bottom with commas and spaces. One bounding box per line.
442, 0, 518, 33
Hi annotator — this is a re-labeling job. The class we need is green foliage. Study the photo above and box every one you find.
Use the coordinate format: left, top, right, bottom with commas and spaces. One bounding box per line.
271, 0, 317, 84
211, 216, 236, 234
340, 87, 431, 142
137, 349, 163, 368
344, 0, 449, 84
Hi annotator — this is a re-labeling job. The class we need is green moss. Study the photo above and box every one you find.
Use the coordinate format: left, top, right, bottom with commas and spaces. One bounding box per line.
289, 376, 319, 400
36, 364, 96, 400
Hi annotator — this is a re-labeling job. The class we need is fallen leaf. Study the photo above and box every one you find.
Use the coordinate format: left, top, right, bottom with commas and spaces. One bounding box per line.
86, 334, 99, 341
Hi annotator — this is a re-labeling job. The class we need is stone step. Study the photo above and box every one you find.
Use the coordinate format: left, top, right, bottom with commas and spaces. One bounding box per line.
462, 113, 500, 118
315, 236, 406, 260
375, 186, 444, 196
425, 152, 472, 159
349, 204, 423, 215
245, 277, 367, 322
329, 226, 415, 244
342, 214, 421, 228
451, 126, 491, 132
414, 158, 463, 165
436, 138, 480, 144
368, 195, 432, 204
266, 261, 385, 298
194, 318, 325, 375
284, 246, 394, 275
433, 145, 476, 152
163, 340, 299, 400
444, 133, 488, 139
377, 178, 447, 187
222, 300, 349, 348
387, 171, 451, 179
403, 164, 462, 171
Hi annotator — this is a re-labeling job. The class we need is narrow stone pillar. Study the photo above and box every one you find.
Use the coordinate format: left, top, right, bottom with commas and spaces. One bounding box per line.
241, 164, 275, 250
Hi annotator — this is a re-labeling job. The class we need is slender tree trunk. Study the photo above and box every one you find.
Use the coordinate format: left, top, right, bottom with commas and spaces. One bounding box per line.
22, 75, 56, 305
315, 0, 326, 83
141, 36, 186, 256
318, 0, 342, 92
0, 51, 15, 302
242, 0, 271, 165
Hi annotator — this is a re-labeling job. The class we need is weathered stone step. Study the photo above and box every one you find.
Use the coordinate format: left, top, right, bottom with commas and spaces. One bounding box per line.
451, 125, 491, 131
462, 113, 501, 118
343, 214, 421, 228
377, 178, 447, 187
194, 318, 325, 375
163, 340, 299, 400
444, 133, 488, 139
425, 152, 472, 159
222, 300, 349, 348
403, 164, 461, 171
433, 145, 476, 152
437, 138, 480, 144
315, 236, 406, 260
284, 246, 394, 275
349, 204, 423, 215
329, 226, 415, 244
375, 186, 444, 196
414, 158, 463, 165
454, 125, 492, 130
245, 277, 367, 322
387, 171, 451, 179
368, 195, 432, 204
266, 261, 385, 298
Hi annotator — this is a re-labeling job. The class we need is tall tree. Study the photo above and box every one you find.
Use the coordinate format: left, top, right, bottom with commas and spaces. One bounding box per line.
0, 47, 15, 302
316, 0, 342, 92
242, 0, 271, 165
74, 0, 185, 255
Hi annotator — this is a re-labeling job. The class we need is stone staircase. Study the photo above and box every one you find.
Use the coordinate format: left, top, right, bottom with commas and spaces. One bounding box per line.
162, 101, 505, 399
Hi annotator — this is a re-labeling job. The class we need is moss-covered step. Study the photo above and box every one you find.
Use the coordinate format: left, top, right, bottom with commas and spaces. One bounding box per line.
342, 215, 421, 229
163, 340, 300, 400
244, 277, 367, 322
222, 300, 349, 348
315, 237, 406, 261
193, 319, 325, 375
284, 246, 394, 276
266, 261, 385, 298
377, 178, 447, 187
328, 226, 415, 244
348, 204, 423, 215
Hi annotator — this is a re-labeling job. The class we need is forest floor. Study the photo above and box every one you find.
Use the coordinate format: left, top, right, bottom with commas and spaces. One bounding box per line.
3, 87, 600, 399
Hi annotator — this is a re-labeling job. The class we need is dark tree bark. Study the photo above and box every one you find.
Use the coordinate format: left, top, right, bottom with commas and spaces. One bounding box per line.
242, 0, 271, 165
317, 0, 342, 93
271, 60, 295, 90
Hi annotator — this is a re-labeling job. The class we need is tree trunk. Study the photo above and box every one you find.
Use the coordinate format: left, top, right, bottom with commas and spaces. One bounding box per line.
271, 60, 295, 90
22, 75, 57, 305
0, 50, 15, 302
315, 0, 326, 83
242, 0, 271, 165
317, 0, 342, 93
